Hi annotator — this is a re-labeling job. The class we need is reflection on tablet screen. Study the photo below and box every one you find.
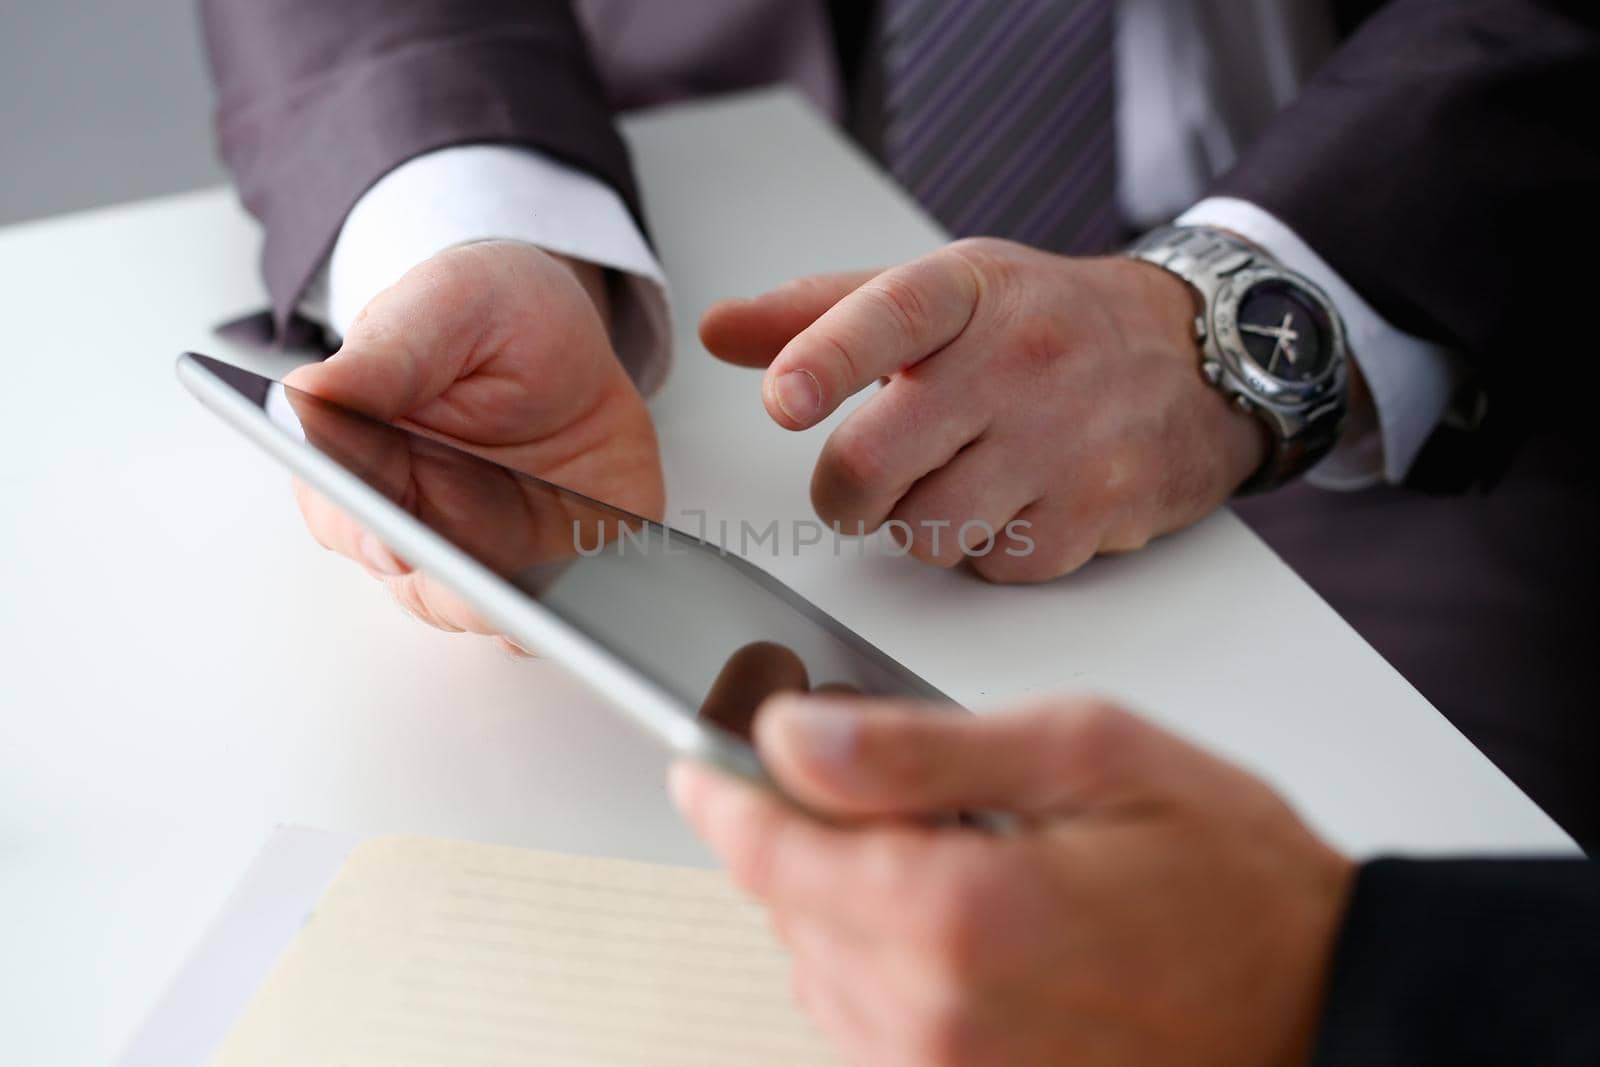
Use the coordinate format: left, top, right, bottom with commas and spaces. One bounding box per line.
203, 357, 952, 742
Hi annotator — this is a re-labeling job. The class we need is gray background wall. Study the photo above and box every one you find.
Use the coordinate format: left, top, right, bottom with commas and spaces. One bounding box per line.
0, 1, 222, 225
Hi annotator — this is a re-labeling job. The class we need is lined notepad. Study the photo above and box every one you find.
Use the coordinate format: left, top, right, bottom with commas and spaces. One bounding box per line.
208, 835, 834, 1067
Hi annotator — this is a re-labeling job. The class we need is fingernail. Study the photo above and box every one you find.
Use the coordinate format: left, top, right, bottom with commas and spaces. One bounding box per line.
359, 533, 405, 576
773, 370, 822, 425
770, 699, 859, 772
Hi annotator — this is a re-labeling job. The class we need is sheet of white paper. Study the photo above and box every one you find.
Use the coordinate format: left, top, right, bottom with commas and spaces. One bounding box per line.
114, 826, 360, 1067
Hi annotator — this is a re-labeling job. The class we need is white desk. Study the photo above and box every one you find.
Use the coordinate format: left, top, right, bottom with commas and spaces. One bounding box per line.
0, 90, 1573, 1067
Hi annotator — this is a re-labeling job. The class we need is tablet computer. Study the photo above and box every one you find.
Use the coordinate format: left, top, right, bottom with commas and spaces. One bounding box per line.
176, 352, 960, 790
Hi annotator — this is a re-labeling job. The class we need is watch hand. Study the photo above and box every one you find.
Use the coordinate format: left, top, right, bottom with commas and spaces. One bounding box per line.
1241, 323, 1296, 340
1243, 316, 1303, 370
1278, 313, 1299, 365
1243, 326, 1300, 367
1266, 347, 1279, 373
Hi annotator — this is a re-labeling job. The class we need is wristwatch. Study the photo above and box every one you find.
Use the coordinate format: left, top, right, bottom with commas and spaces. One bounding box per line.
1127, 225, 1349, 493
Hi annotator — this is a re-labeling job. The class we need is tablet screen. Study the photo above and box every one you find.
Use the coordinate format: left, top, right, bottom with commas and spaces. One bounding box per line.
194, 356, 951, 740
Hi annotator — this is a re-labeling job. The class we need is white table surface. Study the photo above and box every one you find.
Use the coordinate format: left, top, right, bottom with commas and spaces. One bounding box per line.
0, 89, 1574, 1067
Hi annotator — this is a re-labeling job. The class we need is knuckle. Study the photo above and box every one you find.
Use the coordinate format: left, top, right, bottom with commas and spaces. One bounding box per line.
945, 235, 1009, 263
391, 247, 496, 339
860, 275, 931, 339
1057, 699, 1138, 777
968, 552, 1013, 583
409, 254, 476, 307
944, 235, 990, 255
913, 538, 967, 569
946, 236, 1023, 290
1037, 510, 1103, 576
1103, 531, 1152, 554
1094, 445, 1146, 500
1057, 541, 1099, 576
941, 240, 1000, 319
426, 242, 496, 288
890, 512, 967, 569
973, 526, 1087, 583
1100, 511, 1154, 554
972, 552, 1048, 583
809, 328, 862, 391
341, 295, 396, 344
819, 426, 891, 500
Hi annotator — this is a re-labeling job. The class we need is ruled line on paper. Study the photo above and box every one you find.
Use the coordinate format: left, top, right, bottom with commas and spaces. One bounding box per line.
207, 835, 835, 1067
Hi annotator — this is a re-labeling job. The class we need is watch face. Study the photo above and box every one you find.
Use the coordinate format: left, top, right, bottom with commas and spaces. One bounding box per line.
1234, 280, 1334, 384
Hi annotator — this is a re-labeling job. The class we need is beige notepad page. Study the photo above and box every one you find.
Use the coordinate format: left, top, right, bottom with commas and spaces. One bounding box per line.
209, 835, 834, 1067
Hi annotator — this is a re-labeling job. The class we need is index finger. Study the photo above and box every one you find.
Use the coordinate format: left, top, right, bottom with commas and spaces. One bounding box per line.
763, 251, 981, 429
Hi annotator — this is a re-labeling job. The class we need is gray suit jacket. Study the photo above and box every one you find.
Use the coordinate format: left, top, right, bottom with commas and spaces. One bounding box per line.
202, 0, 1599, 489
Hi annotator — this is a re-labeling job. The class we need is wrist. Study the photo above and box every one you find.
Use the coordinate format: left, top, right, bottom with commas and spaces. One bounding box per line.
1124, 226, 1352, 493
1115, 256, 1271, 490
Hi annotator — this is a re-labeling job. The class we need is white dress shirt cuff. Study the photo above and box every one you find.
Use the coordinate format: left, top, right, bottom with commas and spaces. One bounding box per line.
1177, 197, 1459, 489
300, 145, 673, 397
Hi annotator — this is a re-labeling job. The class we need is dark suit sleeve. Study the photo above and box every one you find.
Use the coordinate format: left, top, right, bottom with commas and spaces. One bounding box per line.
1213, 0, 1600, 485
199, 0, 643, 339
1312, 858, 1600, 1065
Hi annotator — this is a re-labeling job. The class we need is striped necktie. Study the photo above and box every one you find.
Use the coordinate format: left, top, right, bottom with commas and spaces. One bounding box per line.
882, 0, 1120, 255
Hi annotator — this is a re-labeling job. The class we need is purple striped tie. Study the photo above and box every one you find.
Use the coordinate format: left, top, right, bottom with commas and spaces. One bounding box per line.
883, 0, 1120, 255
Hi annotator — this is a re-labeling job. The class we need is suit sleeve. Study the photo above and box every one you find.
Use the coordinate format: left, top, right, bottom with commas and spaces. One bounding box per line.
1312, 858, 1600, 1066
1213, 0, 1600, 485
199, 0, 644, 340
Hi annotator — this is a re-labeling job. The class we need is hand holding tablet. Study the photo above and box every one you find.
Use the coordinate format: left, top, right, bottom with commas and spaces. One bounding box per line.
286, 239, 664, 639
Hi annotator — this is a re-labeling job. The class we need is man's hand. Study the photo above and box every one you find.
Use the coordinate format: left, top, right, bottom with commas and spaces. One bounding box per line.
286, 240, 664, 638
672, 695, 1353, 1067
700, 239, 1266, 581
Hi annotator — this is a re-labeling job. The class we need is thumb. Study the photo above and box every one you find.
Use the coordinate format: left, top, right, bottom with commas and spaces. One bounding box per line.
699, 268, 880, 368
284, 250, 495, 419
754, 694, 1199, 819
